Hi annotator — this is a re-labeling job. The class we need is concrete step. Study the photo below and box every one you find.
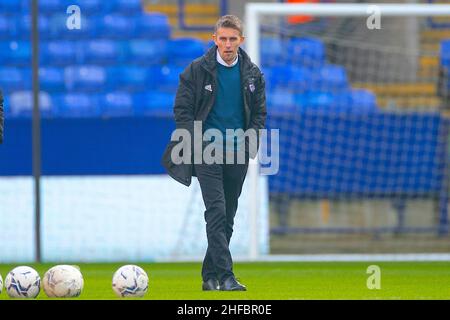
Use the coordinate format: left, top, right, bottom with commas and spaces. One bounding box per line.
145, 3, 219, 16
420, 56, 440, 68
421, 29, 450, 42
168, 16, 219, 27
421, 43, 441, 53
417, 68, 439, 79
376, 96, 442, 109
428, 17, 450, 24
352, 81, 441, 109
172, 30, 213, 41
417, 56, 440, 78
353, 82, 437, 96
145, 3, 218, 40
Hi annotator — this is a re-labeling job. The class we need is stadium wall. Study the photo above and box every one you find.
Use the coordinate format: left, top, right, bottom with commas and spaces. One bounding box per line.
0, 117, 269, 263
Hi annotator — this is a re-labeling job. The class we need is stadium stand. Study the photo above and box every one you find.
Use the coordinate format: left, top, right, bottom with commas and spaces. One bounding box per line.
0, 0, 379, 118
1, 0, 450, 245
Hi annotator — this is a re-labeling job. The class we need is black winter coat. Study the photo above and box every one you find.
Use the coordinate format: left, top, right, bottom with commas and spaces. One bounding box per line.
161, 45, 267, 186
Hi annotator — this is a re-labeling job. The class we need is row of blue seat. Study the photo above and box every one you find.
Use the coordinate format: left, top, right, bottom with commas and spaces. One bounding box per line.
0, 37, 327, 69
3, 89, 378, 118
0, 13, 171, 40
267, 89, 378, 113
0, 0, 144, 15
3, 91, 175, 117
0, 63, 350, 94
0, 36, 326, 67
263, 64, 348, 92
0, 39, 206, 66
261, 37, 326, 67
0, 65, 184, 93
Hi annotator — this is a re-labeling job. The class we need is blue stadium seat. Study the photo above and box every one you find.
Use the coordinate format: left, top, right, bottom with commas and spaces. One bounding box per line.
108, 0, 142, 15
287, 37, 326, 67
9, 91, 53, 117
109, 66, 151, 91
0, 0, 23, 13
18, 15, 50, 40
100, 92, 134, 117
441, 40, 450, 69
127, 40, 167, 65
159, 64, 184, 92
70, 0, 103, 15
39, 67, 65, 92
266, 89, 296, 112
82, 40, 123, 65
38, 0, 66, 14
99, 14, 137, 39
0, 68, 32, 92
347, 89, 378, 111
48, 14, 96, 39
261, 37, 287, 66
41, 41, 79, 66
312, 64, 349, 92
296, 92, 338, 111
263, 66, 313, 92
0, 41, 31, 66
0, 15, 17, 40
294, 90, 377, 112
64, 66, 107, 92
21, 0, 98, 14
133, 92, 174, 115
167, 38, 205, 66
136, 13, 171, 39
54, 93, 100, 117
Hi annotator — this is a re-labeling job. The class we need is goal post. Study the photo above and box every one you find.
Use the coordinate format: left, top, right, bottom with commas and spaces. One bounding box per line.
245, 3, 450, 66
245, 2, 450, 260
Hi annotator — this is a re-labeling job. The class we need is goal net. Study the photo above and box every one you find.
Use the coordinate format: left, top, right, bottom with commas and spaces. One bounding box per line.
245, 2, 450, 256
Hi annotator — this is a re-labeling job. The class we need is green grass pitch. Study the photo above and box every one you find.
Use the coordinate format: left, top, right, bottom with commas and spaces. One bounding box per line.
0, 262, 449, 299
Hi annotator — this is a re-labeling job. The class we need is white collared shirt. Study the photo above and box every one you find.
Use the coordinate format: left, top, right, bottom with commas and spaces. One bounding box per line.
216, 49, 238, 67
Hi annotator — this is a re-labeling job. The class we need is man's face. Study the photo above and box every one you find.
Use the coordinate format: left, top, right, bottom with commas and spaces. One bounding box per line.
213, 27, 245, 65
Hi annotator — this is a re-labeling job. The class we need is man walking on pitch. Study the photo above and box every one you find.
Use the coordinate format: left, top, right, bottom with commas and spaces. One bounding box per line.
161, 15, 266, 291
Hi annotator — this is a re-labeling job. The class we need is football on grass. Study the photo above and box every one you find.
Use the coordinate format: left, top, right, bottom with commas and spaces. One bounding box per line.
43, 265, 84, 298
112, 265, 149, 297
5, 266, 41, 298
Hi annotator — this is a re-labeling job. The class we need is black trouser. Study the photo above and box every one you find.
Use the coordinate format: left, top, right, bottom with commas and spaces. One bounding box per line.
194, 159, 248, 283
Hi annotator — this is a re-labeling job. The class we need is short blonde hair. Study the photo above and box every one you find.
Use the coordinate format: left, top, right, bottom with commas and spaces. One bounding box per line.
214, 15, 243, 36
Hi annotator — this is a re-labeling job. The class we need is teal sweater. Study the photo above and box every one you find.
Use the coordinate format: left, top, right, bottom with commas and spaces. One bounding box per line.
204, 60, 245, 151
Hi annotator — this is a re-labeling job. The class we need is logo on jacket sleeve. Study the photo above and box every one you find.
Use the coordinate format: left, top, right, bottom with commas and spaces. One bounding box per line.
204, 84, 212, 92
249, 83, 255, 93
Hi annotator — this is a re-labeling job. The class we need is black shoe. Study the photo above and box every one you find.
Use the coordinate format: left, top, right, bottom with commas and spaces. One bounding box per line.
202, 279, 219, 291
219, 277, 247, 291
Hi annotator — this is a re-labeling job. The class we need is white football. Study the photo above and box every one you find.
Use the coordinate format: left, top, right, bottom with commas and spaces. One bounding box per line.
5, 266, 41, 298
112, 265, 149, 297
43, 265, 84, 298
